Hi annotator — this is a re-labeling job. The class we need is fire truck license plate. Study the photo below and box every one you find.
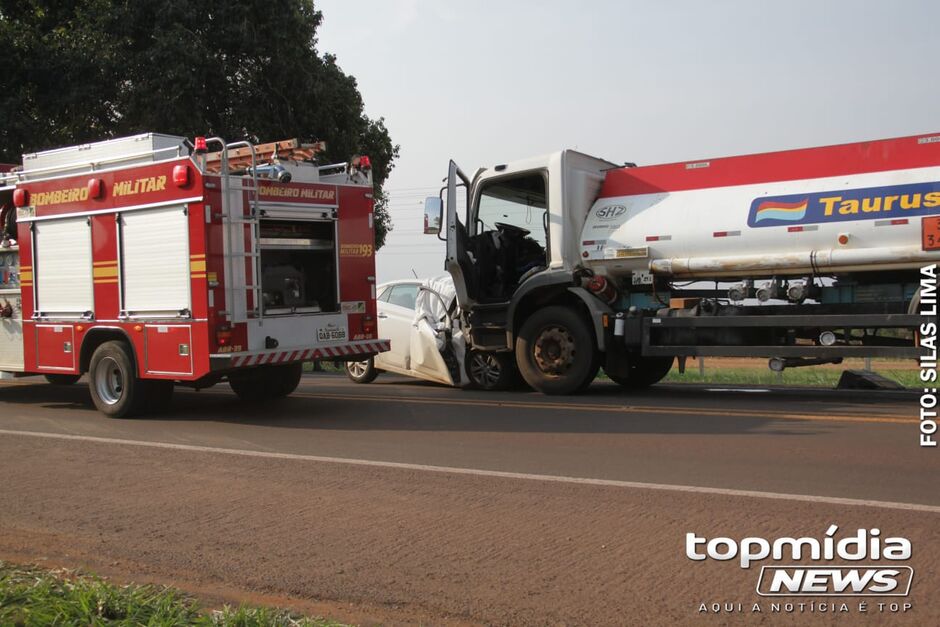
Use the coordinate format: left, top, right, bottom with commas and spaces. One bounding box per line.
317, 328, 347, 341
923, 217, 940, 251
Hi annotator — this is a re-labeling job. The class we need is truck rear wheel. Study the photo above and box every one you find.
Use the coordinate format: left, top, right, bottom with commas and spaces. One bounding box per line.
88, 340, 146, 418
229, 363, 303, 401
45, 373, 80, 385
268, 362, 303, 397
515, 306, 598, 395
146, 380, 175, 413
605, 356, 674, 389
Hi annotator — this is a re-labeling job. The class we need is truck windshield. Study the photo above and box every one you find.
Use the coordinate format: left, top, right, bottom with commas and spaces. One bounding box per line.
476, 173, 547, 247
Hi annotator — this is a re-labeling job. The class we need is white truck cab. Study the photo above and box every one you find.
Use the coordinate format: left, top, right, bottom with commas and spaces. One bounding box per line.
426, 133, 937, 395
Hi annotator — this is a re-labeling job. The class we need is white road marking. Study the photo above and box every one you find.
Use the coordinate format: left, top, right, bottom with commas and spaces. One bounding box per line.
2, 428, 938, 514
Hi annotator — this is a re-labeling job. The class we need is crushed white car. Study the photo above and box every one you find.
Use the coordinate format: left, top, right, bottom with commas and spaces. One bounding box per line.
343, 276, 517, 390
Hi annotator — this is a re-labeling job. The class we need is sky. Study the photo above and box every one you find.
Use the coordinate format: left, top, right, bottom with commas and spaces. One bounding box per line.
314, 0, 940, 283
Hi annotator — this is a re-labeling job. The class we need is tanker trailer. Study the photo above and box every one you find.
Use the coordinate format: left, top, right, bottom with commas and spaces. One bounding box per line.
425, 133, 938, 394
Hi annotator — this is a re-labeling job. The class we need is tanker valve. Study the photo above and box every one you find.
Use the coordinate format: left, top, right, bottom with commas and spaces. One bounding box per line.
786, 281, 808, 303
728, 283, 747, 302
819, 330, 837, 346
756, 281, 778, 303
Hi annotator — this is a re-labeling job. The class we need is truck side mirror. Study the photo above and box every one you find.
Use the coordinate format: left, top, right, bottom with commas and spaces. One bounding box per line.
423, 197, 443, 235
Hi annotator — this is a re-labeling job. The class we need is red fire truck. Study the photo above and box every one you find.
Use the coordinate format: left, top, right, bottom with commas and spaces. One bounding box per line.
0, 133, 389, 417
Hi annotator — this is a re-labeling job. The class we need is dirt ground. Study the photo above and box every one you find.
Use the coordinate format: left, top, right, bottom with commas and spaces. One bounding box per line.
1, 435, 937, 626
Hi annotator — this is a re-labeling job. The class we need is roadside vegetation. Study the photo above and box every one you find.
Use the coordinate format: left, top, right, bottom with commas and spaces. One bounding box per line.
0, 562, 346, 627
662, 367, 918, 388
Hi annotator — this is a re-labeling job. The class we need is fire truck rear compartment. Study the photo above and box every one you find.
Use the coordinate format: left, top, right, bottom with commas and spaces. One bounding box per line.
259, 219, 338, 315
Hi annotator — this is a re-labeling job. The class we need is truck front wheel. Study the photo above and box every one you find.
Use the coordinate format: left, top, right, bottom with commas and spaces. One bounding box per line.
45, 373, 80, 385
515, 306, 599, 395
88, 340, 146, 418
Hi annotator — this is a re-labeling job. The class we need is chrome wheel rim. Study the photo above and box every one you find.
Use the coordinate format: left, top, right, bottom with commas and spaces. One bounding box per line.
533, 326, 575, 375
94, 356, 125, 405
469, 353, 501, 387
347, 360, 370, 378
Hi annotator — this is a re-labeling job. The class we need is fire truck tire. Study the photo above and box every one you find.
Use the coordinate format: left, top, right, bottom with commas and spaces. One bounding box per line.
465, 351, 516, 390
228, 363, 303, 401
344, 358, 379, 384
44, 374, 81, 385
228, 370, 269, 401
515, 306, 598, 395
88, 340, 147, 418
144, 380, 174, 413
268, 362, 303, 397
604, 356, 674, 389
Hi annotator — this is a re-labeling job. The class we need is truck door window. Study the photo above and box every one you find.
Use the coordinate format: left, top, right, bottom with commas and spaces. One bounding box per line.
476, 173, 548, 248
471, 173, 548, 301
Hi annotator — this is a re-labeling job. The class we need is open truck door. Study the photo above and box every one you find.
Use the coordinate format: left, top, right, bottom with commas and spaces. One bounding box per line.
441, 160, 476, 310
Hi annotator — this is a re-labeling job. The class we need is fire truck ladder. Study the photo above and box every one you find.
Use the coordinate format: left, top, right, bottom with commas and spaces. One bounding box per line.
203, 138, 263, 325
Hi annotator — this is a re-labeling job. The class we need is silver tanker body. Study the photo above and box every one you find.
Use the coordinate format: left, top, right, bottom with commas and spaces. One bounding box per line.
580, 138, 940, 280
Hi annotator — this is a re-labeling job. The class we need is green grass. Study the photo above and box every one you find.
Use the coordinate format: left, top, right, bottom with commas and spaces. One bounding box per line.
662, 367, 919, 388
0, 561, 347, 627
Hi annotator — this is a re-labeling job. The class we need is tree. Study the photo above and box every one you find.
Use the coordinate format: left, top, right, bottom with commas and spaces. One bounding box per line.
0, 0, 398, 247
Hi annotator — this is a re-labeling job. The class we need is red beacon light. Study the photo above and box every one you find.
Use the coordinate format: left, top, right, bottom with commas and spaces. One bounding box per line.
194, 136, 208, 154
172, 164, 191, 187
12, 188, 28, 207
87, 177, 105, 199
359, 155, 372, 170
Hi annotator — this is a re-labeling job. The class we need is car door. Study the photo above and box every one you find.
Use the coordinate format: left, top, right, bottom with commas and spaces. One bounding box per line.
376, 283, 420, 370
409, 284, 456, 386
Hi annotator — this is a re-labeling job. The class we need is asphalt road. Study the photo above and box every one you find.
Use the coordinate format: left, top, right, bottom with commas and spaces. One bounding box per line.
0, 374, 937, 625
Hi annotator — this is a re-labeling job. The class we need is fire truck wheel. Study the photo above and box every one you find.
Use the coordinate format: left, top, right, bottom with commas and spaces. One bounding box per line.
268, 362, 303, 397
604, 356, 674, 389
44, 374, 81, 386
228, 363, 303, 401
144, 380, 174, 413
88, 341, 147, 418
228, 370, 268, 401
515, 306, 598, 395
344, 358, 379, 384
465, 351, 515, 390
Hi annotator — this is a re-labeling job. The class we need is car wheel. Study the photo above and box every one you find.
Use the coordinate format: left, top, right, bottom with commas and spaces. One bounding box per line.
344, 358, 379, 384
465, 351, 515, 390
